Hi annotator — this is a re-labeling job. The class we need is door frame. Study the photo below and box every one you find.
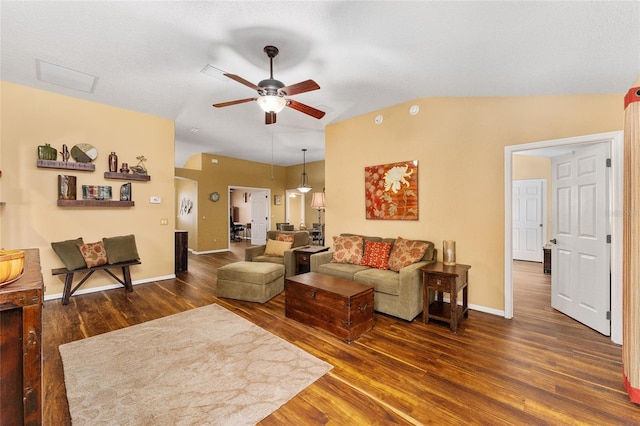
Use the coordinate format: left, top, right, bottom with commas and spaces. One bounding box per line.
504, 131, 623, 344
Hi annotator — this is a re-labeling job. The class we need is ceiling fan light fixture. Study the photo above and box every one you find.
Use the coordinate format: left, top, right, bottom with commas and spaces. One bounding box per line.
257, 95, 286, 113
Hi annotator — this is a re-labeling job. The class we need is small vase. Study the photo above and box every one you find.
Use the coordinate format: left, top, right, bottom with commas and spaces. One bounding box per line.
443, 240, 456, 266
120, 163, 129, 174
109, 152, 118, 172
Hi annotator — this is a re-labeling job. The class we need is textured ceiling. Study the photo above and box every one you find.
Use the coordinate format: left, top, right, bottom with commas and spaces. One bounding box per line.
1, 1, 639, 167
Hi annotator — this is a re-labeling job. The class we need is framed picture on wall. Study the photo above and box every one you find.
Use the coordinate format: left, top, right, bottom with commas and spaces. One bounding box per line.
364, 160, 419, 220
274, 194, 282, 205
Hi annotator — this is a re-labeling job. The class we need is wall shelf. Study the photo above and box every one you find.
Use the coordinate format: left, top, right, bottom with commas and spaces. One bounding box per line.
57, 200, 134, 207
104, 172, 150, 181
36, 160, 95, 171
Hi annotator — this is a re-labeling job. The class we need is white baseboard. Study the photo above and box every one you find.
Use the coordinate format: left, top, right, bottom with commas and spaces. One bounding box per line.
43, 274, 176, 302
190, 249, 229, 255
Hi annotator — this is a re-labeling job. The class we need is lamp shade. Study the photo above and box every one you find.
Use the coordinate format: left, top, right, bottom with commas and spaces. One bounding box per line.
256, 95, 286, 113
310, 192, 325, 209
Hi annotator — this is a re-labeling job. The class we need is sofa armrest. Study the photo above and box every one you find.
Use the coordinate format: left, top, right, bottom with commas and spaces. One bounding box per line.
244, 245, 266, 261
283, 250, 297, 277
310, 251, 334, 272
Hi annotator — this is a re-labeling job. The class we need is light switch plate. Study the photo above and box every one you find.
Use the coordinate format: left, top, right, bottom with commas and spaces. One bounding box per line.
150, 196, 161, 204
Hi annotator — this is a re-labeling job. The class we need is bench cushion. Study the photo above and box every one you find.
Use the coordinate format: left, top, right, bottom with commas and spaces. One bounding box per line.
103, 234, 140, 264
51, 237, 87, 270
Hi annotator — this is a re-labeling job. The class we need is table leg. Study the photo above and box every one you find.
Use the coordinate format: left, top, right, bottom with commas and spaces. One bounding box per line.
450, 286, 458, 333
463, 285, 469, 318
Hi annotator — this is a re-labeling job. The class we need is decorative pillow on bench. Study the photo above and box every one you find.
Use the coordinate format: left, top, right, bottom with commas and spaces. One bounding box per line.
102, 234, 140, 264
51, 237, 87, 270
77, 241, 109, 268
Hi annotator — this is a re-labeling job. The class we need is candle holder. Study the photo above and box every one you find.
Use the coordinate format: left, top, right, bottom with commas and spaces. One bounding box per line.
443, 240, 456, 266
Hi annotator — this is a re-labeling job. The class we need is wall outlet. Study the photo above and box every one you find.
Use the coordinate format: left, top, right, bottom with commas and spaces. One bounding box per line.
150, 196, 161, 204
160, 218, 168, 225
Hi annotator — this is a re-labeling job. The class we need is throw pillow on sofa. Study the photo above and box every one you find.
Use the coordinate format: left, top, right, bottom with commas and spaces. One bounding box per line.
274, 232, 295, 243
388, 236, 428, 272
331, 235, 364, 264
264, 239, 292, 257
360, 240, 392, 270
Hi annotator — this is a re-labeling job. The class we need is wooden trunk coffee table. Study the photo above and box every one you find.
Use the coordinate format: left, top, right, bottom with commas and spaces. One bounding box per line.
285, 272, 374, 343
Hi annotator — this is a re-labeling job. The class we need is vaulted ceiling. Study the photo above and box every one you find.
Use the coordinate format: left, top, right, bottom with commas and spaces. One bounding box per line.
2, 1, 638, 167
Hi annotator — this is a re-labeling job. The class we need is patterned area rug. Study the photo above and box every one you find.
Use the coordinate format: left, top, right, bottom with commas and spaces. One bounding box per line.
59, 304, 332, 425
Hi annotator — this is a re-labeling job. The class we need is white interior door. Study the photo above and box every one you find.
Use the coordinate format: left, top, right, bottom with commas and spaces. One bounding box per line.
251, 190, 269, 245
551, 143, 610, 335
512, 179, 544, 262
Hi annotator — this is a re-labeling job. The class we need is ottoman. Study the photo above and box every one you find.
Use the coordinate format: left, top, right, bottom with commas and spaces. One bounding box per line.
217, 261, 285, 303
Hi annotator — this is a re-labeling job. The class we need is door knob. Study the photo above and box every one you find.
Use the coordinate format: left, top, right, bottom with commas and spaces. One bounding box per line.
550, 238, 557, 244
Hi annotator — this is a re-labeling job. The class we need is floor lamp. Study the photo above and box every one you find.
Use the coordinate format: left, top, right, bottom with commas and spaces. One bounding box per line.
310, 191, 325, 245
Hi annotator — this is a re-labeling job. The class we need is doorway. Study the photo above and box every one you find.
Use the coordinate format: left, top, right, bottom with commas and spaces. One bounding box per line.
229, 186, 270, 246
504, 131, 623, 344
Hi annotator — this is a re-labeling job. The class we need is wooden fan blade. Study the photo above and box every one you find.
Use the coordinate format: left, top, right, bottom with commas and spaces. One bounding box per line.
212, 98, 256, 108
280, 79, 320, 96
224, 74, 261, 91
286, 99, 326, 119
265, 111, 277, 125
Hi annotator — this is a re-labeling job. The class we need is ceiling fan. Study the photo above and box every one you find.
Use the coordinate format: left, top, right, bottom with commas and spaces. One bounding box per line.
212, 45, 325, 125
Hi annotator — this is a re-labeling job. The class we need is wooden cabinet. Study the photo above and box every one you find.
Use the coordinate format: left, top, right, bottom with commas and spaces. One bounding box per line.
175, 230, 188, 273
0, 249, 43, 425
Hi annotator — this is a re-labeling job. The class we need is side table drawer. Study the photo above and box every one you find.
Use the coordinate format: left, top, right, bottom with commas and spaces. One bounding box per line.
298, 253, 311, 264
426, 274, 451, 291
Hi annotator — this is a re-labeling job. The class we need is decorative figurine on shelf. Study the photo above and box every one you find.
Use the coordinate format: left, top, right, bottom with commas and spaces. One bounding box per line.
37, 143, 58, 161
120, 182, 132, 201
130, 155, 147, 175
61, 144, 70, 162
109, 152, 118, 172
119, 163, 129, 174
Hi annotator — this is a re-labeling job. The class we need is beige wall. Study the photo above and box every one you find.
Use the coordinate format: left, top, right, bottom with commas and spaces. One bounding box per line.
175, 153, 288, 252
0, 81, 175, 298
513, 155, 552, 242
175, 177, 198, 249
325, 94, 623, 312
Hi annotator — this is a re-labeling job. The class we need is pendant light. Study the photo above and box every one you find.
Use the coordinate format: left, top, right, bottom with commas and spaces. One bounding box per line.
297, 148, 312, 193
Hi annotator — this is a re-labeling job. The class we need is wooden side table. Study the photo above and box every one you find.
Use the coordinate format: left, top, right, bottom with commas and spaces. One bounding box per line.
295, 246, 329, 274
421, 262, 471, 332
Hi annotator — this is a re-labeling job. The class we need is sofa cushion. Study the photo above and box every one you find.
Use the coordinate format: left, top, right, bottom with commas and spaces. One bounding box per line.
77, 241, 108, 268
331, 235, 364, 264
264, 239, 292, 257
387, 236, 428, 272
354, 268, 401, 296
51, 237, 87, 270
317, 262, 369, 281
252, 255, 285, 265
360, 240, 392, 270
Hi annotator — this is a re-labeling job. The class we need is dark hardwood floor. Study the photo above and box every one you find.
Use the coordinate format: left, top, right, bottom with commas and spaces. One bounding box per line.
42, 243, 640, 425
